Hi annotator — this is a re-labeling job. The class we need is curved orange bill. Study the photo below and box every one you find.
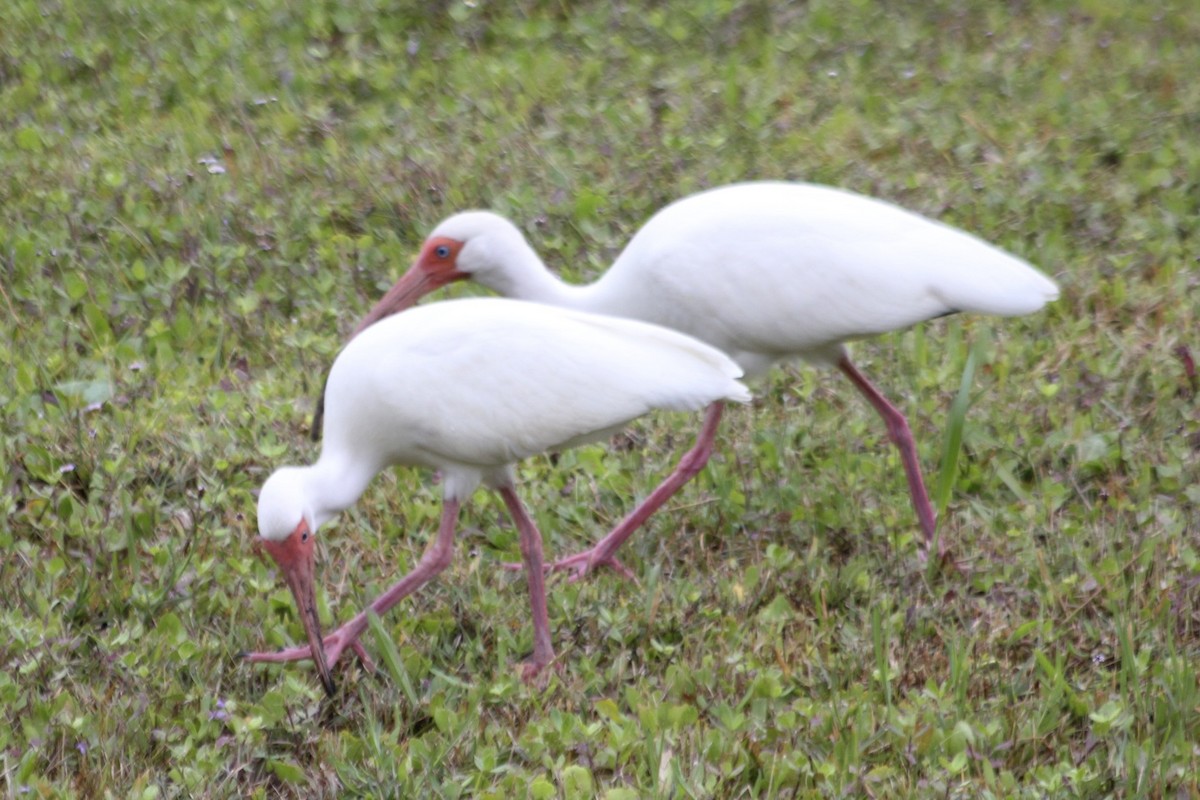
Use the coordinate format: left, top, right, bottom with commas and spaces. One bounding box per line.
311, 254, 466, 440
349, 255, 466, 339
262, 522, 336, 696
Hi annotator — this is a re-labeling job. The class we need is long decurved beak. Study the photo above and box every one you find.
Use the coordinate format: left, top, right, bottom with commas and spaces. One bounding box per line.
280, 555, 335, 697
264, 523, 336, 696
311, 266, 426, 438
350, 261, 464, 338
349, 266, 434, 338
310, 261, 464, 440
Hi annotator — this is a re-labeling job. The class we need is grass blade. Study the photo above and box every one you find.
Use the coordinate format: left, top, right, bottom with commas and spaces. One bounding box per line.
934, 331, 991, 519
366, 610, 419, 706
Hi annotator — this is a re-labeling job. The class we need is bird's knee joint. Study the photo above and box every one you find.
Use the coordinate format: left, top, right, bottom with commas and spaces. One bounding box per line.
518, 539, 542, 562
681, 445, 714, 473
888, 420, 915, 446
427, 544, 455, 572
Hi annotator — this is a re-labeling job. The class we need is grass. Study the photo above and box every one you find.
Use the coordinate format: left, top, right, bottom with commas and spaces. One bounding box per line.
3, 0, 1199, 796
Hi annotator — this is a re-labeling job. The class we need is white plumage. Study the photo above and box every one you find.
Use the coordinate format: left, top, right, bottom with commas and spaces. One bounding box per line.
347, 181, 1059, 570
248, 297, 750, 691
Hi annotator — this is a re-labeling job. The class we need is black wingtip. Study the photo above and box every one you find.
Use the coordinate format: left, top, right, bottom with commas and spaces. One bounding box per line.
310, 395, 325, 442
310, 374, 330, 442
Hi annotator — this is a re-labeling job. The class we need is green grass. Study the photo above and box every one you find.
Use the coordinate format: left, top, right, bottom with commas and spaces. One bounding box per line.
3, 0, 1199, 796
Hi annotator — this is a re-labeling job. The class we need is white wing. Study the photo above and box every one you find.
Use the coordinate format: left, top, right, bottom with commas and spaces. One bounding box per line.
324, 298, 749, 471
595, 182, 1059, 362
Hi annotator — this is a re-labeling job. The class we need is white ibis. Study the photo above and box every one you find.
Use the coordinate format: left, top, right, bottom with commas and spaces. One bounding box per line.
345, 182, 1059, 572
246, 297, 750, 692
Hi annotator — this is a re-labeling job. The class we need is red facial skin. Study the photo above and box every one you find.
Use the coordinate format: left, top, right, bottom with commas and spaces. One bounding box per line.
259, 520, 336, 696
349, 236, 468, 337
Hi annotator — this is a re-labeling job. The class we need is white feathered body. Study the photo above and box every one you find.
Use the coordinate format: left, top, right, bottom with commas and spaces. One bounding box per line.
259, 298, 749, 540
446, 182, 1060, 377
328, 296, 747, 470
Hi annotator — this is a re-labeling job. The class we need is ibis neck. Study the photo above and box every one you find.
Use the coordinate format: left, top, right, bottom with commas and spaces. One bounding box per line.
477, 244, 604, 312
303, 455, 379, 531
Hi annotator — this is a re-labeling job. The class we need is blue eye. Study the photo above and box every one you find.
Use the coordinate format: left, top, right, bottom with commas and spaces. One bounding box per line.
435, 245, 450, 258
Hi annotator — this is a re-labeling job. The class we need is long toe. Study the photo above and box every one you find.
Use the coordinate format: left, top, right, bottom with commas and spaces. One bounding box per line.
244, 643, 318, 664
937, 547, 971, 577
505, 549, 640, 580
519, 661, 543, 685
569, 554, 637, 583
246, 627, 359, 667
500, 551, 589, 574
350, 640, 377, 673
519, 657, 562, 687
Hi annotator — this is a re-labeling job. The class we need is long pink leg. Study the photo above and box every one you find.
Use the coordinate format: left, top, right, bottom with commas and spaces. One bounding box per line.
837, 357, 943, 558
496, 486, 556, 681
506, 401, 726, 581
246, 498, 461, 671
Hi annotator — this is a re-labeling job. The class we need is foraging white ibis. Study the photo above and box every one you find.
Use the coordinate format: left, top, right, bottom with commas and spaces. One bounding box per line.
247, 297, 750, 692
342, 182, 1059, 572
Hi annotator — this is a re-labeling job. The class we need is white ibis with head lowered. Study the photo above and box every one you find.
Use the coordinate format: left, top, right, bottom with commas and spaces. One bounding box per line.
343, 181, 1059, 572
247, 297, 750, 692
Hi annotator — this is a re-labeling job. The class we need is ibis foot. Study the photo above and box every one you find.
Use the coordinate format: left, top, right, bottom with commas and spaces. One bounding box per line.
519, 657, 561, 687
245, 627, 376, 673
915, 539, 969, 577
502, 548, 637, 583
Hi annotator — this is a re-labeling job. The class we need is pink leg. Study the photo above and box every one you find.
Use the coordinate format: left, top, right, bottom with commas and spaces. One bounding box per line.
505, 402, 726, 581
837, 357, 943, 558
497, 486, 556, 681
246, 498, 461, 671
